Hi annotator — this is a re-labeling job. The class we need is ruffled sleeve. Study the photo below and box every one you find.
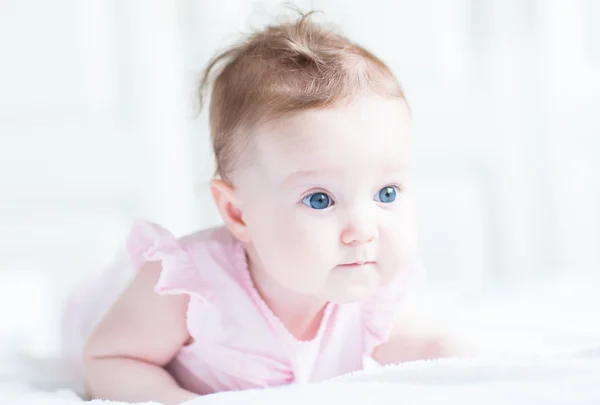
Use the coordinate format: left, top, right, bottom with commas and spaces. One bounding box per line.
362, 259, 425, 355
126, 219, 212, 303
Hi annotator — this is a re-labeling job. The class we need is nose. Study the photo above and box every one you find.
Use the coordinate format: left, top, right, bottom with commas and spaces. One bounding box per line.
341, 213, 379, 246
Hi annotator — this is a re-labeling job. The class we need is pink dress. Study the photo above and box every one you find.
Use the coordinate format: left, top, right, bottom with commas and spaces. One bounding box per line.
63, 219, 420, 395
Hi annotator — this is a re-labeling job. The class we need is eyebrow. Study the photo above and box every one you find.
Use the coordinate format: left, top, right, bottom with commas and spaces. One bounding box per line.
281, 169, 336, 187
281, 163, 409, 187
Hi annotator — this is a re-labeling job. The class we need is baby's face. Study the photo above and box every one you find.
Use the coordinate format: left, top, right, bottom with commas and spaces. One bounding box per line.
234, 95, 417, 303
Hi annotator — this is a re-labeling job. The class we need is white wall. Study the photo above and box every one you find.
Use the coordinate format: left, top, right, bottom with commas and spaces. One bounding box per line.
0, 0, 598, 358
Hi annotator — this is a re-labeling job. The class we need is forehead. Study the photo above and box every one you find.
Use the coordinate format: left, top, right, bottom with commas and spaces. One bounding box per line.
254, 95, 412, 178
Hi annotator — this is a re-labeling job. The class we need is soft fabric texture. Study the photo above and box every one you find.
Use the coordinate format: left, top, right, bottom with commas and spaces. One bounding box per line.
63, 220, 419, 395
4, 352, 600, 404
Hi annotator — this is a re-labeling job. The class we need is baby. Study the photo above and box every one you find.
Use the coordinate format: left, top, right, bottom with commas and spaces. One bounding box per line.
64, 11, 470, 405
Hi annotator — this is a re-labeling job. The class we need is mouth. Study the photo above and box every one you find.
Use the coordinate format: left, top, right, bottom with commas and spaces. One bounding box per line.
338, 261, 376, 268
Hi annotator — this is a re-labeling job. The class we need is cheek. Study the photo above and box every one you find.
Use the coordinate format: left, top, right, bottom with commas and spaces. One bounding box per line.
246, 200, 337, 266
248, 208, 339, 293
275, 211, 338, 264
381, 200, 418, 259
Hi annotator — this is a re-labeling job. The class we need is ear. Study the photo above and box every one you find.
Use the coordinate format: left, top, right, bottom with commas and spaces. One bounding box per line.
210, 179, 251, 243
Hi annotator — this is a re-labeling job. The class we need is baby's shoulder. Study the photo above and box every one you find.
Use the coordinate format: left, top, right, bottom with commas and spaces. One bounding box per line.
178, 225, 239, 254
126, 219, 241, 267
126, 220, 245, 304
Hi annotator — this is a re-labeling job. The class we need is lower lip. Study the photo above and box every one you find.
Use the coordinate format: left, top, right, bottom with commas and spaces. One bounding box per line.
339, 262, 375, 268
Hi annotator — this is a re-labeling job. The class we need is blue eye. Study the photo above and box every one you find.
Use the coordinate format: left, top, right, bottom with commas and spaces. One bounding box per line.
375, 186, 397, 203
302, 192, 334, 210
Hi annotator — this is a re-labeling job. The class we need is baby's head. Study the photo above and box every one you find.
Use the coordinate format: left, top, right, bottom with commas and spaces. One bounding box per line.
202, 12, 418, 304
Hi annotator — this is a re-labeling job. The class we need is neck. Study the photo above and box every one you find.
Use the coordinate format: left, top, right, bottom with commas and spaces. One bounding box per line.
245, 247, 327, 341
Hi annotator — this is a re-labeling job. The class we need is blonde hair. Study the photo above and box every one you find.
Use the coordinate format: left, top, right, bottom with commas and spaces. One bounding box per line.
198, 11, 406, 180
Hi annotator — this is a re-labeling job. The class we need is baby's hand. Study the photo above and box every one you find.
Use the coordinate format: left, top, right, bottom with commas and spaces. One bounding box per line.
372, 295, 474, 364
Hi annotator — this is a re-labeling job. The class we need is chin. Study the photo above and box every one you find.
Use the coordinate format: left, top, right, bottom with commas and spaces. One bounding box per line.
323, 267, 386, 304
324, 283, 380, 304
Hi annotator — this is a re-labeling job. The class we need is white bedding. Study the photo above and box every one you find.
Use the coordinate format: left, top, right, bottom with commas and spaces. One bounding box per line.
2, 351, 600, 405
2, 274, 599, 404
186, 348, 600, 405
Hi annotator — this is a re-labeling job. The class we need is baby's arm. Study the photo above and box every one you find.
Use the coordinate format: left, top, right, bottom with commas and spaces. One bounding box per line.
82, 261, 198, 405
372, 294, 475, 365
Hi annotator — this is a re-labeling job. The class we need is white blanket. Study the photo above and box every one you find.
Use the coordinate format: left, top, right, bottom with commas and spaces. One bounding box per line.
3, 274, 598, 404
2, 350, 600, 405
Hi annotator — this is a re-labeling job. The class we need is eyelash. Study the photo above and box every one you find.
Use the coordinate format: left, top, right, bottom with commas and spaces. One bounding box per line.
300, 185, 403, 204
385, 184, 403, 193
